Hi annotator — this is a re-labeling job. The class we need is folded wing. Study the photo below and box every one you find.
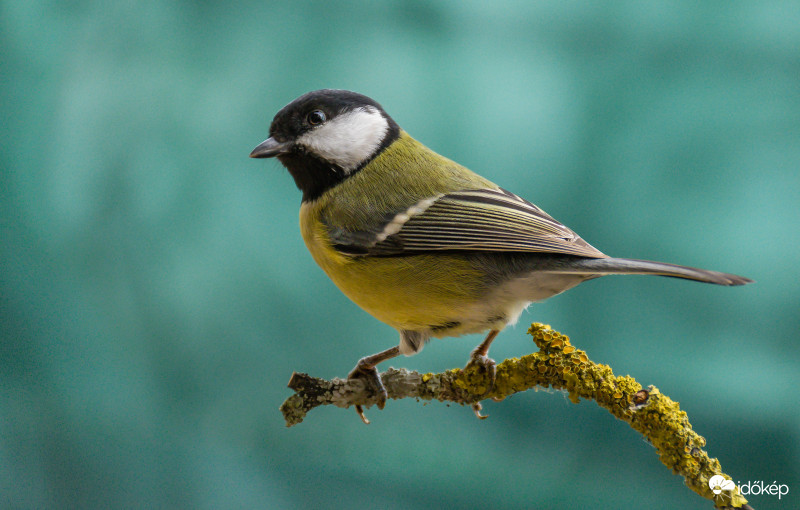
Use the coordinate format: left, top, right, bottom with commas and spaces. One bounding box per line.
328, 188, 607, 259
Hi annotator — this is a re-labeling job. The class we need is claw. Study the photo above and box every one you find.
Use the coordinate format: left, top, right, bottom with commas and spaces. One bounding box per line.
344, 346, 400, 424
463, 353, 497, 420
465, 331, 500, 419
347, 364, 388, 425
355, 404, 370, 425
465, 353, 497, 398
471, 401, 489, 420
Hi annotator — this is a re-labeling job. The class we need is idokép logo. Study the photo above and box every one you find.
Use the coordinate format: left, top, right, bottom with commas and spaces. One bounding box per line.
709, 474, 790, 500
708, 475, 735, 495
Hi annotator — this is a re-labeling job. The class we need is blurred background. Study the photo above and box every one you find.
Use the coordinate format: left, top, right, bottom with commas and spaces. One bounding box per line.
2, 1, 798, 508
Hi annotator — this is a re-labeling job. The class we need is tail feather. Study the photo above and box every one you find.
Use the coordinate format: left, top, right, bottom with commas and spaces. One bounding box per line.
554, 257, 753, 286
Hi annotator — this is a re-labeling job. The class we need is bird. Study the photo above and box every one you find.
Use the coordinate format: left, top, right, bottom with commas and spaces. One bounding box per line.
250, 89, 752, 423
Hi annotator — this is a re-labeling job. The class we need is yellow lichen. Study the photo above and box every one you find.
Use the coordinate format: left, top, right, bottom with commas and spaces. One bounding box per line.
520, 323, 749, 508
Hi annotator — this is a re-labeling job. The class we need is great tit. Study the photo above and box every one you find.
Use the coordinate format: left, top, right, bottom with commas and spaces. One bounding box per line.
250, 89, 752, 423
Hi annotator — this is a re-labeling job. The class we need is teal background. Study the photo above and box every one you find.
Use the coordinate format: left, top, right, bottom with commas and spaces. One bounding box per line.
2, 2, 798, 509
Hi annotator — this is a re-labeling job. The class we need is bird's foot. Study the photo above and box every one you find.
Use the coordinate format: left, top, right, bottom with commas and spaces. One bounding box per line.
347, 363, 388, 425
463, 350, 497, 419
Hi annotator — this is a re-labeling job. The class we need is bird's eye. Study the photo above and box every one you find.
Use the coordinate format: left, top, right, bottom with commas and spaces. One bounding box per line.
307, 110, 327, 126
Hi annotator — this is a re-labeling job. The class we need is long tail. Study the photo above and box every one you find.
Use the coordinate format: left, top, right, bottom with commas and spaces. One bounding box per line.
554, 257, 753, 286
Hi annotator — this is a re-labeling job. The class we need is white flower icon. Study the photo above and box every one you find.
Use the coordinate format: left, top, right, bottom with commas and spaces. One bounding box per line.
708, 474, 736, 495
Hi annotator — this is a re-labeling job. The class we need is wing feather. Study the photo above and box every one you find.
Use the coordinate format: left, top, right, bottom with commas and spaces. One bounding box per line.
328, 188, 607, 258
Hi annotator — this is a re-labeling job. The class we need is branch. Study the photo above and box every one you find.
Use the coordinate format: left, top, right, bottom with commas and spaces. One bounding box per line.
280, 323, 752, 509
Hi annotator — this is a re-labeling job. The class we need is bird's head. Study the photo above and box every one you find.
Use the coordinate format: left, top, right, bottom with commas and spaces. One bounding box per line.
250, 89, 400, 201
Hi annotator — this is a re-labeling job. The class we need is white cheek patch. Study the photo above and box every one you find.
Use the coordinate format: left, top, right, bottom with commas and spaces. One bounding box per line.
296, 106, 389, 172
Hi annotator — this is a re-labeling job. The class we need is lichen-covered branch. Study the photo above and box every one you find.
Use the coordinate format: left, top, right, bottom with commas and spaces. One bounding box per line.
280, 323, 752, 509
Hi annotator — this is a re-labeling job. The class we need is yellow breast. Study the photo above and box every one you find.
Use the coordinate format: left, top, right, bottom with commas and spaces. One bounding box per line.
299, 203, 485, 332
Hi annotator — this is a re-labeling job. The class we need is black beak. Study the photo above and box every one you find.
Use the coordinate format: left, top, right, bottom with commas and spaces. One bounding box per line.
249, 137, 293, 158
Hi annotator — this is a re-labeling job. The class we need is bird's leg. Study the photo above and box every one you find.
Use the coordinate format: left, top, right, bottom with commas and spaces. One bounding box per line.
466, 329, 500, 419
347, 346, 400, 424
468, 329, 499, 384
